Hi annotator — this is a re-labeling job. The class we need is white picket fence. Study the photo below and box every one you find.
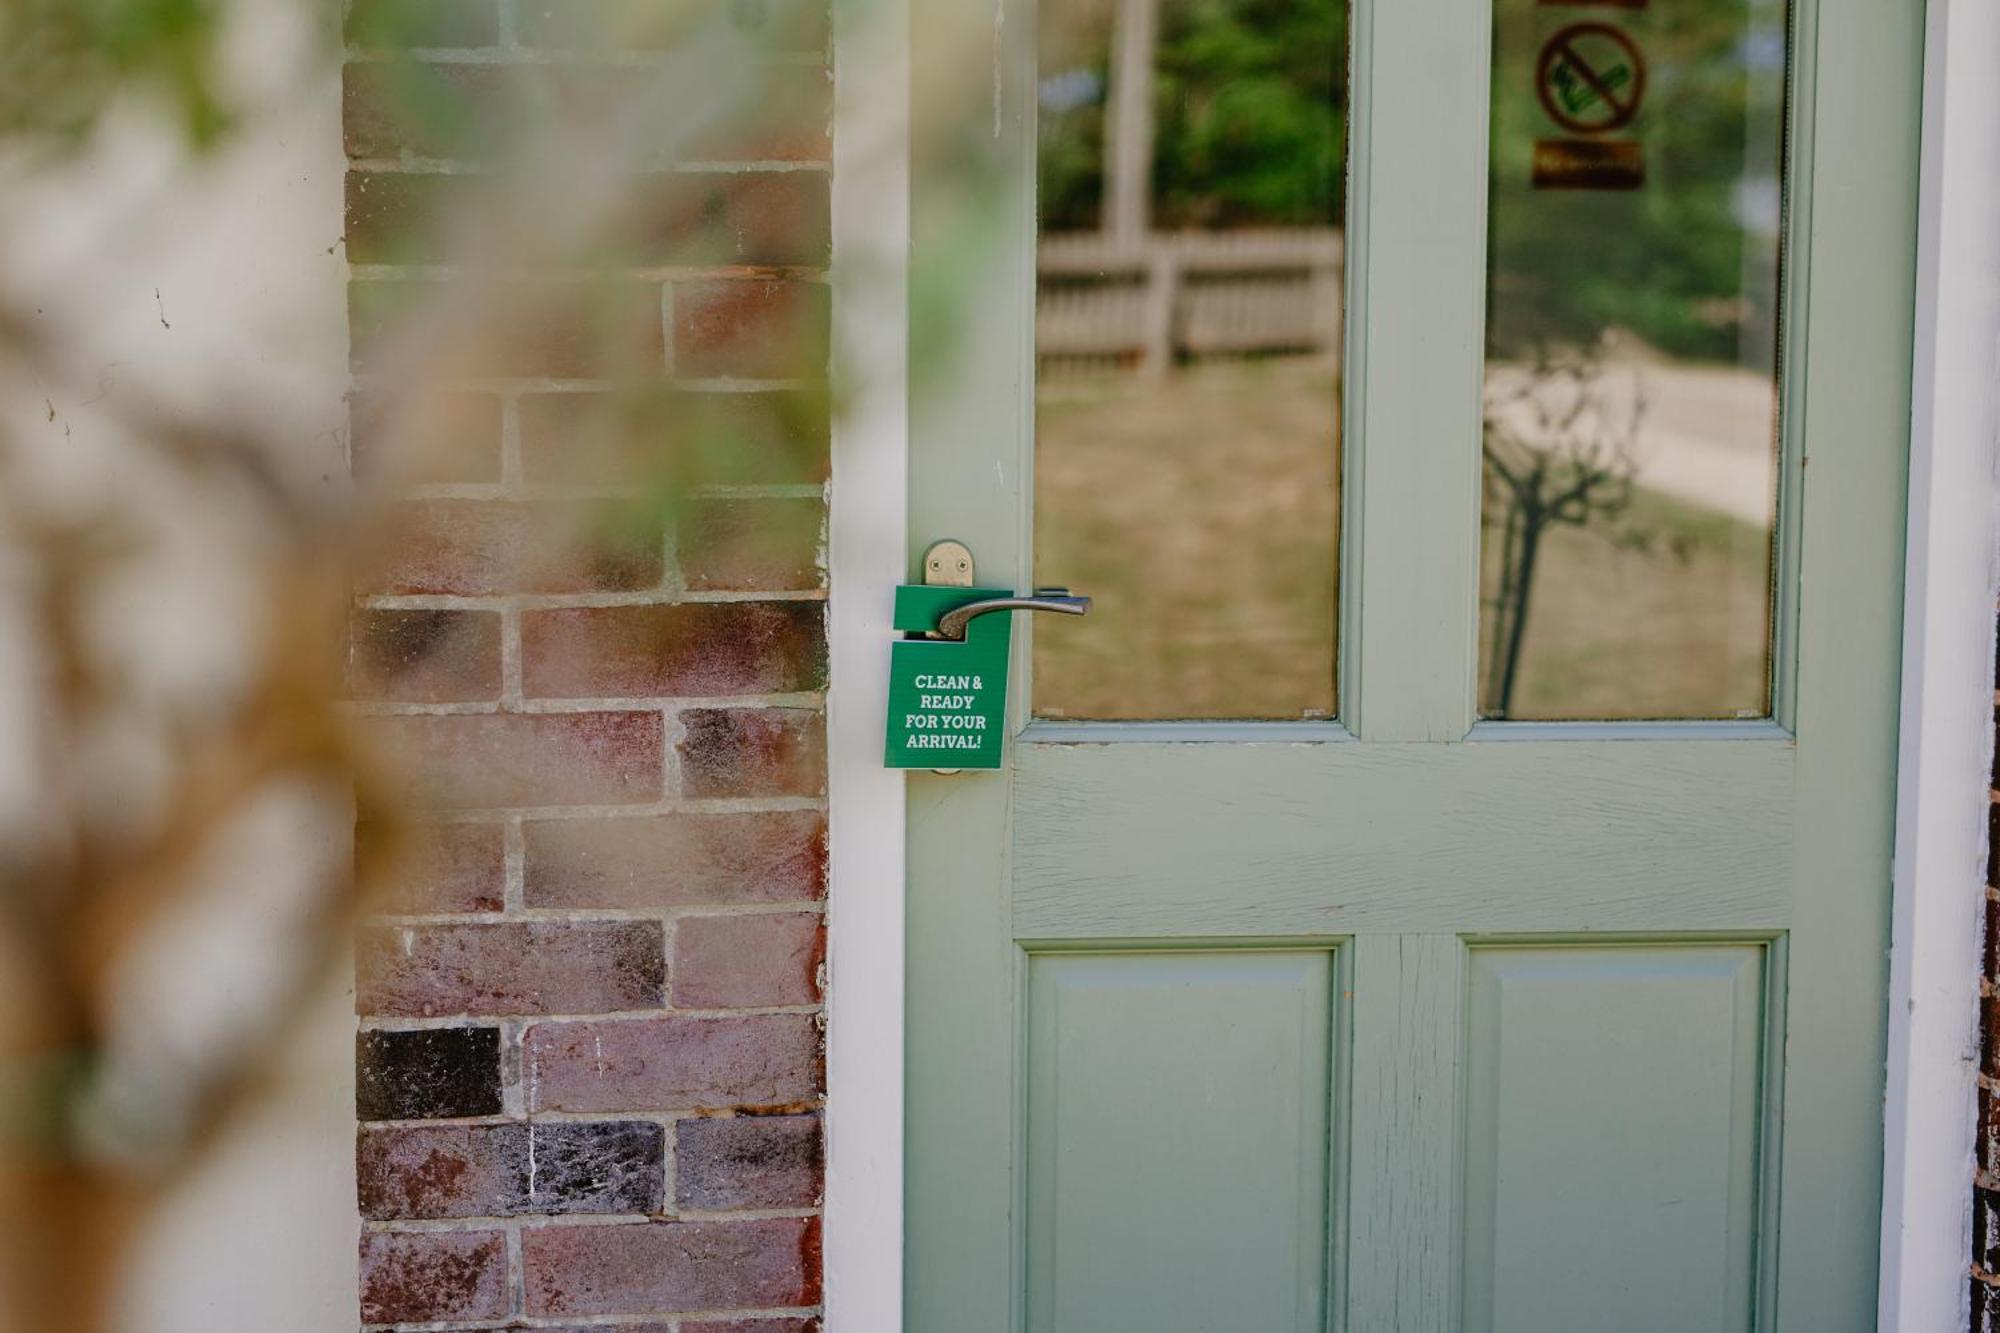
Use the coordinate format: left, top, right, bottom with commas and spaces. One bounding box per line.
1037, 228, 1344, 374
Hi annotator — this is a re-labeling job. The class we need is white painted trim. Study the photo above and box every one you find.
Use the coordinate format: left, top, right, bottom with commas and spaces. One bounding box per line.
1880, 0, 2000, 1325
824, 0, 910, 1327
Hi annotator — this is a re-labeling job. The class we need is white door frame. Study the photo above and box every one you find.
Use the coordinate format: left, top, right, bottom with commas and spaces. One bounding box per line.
821, 0, 1998, 1327
1877, 0, 2000, 1326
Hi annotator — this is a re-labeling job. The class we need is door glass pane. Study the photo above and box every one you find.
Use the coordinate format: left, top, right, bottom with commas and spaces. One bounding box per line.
1033, 0, 1347, 722
1479, 0, 1786, 720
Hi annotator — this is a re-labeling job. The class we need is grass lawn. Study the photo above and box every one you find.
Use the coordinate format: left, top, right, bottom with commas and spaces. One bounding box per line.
1033, 358, 1772, 722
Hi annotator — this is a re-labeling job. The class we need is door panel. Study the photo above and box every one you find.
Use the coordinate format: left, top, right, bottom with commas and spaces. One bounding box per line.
1025, 951, 1337, 1332
1461, 945, 1768, 1333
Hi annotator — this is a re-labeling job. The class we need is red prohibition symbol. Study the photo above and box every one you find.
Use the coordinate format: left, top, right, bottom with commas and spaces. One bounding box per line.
1536, 22, 1647, 136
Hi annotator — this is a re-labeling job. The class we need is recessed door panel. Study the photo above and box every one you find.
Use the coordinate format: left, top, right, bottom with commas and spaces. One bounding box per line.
1462, 945, 1768, 1333
1025, 950, 1336, 1333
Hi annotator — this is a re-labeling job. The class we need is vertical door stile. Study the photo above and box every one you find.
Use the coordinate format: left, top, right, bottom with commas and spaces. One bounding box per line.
1345, 934, 1464, 1333
1343, 0, 1494, 742
904, 0, 1038, 1327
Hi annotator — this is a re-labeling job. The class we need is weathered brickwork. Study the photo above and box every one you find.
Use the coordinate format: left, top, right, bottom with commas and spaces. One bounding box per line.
1977, 620, 2000, 1329
346, 0, 829, 1325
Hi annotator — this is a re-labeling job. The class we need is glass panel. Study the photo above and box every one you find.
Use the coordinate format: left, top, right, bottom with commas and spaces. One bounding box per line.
1032, 0, 1347, 722
1479, 0, 1786, 720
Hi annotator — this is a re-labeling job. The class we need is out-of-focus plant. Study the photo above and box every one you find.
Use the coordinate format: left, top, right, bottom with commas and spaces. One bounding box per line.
1480, 348, 1644, 718
0, 0, 234, 147
0, 1, 870, 1329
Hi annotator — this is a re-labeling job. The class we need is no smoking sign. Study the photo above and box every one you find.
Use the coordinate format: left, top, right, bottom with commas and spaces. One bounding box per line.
1532, 18, 1647, 190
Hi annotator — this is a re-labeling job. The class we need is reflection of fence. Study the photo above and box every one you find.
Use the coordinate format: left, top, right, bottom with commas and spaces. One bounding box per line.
1037, 229, 1344, 375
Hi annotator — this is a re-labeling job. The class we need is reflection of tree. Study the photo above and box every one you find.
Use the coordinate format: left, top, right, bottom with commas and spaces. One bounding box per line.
1482, 351, 1644, 717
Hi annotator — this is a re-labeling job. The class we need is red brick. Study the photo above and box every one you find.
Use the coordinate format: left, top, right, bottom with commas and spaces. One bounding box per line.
680, 498, 824, 592
631, 172, 830, 268
524, 812, 826, 909
522, 603, 824, 700
358, 1121, 665, 1219
521, 1217, 820, 1316
345, 169, 479, 266
523, 1013, 821, 1112
674, 280, 828, 380
684, 1321, 821, 1333
678, 709, 825, 798
358, 920, 665, 1017
350, 608, 501, 703
363, 499, 665, 596
363, 711, 664, 810
344, 61, 526, 161
358, 1228, 508, 1324
675, 1114, 821, 1210
346, 170, 828, 270
349, 278, 665, 379
519, 388, 829, 489
673, 913, 823, 1009
358, 820, 505, 914
350, 389, 500, 483
678, 69, 832, 163
517, 0, 828, 52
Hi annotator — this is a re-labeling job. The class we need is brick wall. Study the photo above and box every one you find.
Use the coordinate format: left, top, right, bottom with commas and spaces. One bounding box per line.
344, 2, 831, 1327
1978, 619, 2000, 1329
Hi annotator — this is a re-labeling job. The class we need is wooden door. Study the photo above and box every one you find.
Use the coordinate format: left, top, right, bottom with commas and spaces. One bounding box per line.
904, 1, 1922, 1328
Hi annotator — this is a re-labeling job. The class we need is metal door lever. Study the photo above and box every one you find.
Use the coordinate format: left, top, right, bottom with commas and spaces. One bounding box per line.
935, 588, 1092, 641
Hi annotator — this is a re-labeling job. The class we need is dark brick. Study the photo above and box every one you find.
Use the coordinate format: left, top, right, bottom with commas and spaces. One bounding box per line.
358, 819, 506, 915
1983, 1084, 2000, 1177
679, 498, 824, 591
521, 1216, 820, 1316
1978, 1274, 2000, 1333
675, 1113, 821, 1210
350, 608, 502, 703
523, 1013, 821, 1113
359, 920, 666, 1018
1986, 993, 2000, 1082
1989, 800, 1999, 889
362, 711, 665, 810
358, 1120, 665, 1219
522, 602, 825, 700
357, 1026, 502, 1121
518, 388, 829, 489
1979, 1185, 2000, 1274
674, 280, 829, 380
524, 811, 826, 909
346, 0, 499, 48
359, 1228, 508, 1324
678, 708, 825, 798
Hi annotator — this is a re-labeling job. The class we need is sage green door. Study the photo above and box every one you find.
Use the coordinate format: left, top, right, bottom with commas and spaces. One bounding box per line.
905, 1, 1921, 1329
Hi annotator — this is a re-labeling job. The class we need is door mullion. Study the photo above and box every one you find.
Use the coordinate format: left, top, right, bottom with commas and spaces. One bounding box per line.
1343, 0, 1494, 742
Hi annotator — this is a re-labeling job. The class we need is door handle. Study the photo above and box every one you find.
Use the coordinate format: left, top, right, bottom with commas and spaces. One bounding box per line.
935, 589, 1092, 641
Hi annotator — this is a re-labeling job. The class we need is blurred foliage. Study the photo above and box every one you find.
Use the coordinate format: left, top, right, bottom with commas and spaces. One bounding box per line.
0, 0, 234, 147
1040, 0, 1785, 365
1040, 0, 1348, 231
